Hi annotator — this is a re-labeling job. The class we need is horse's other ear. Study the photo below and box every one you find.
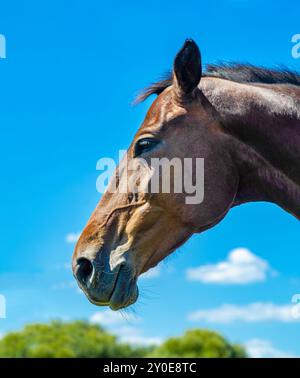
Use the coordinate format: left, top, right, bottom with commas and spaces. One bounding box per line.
173, 39, 202, 96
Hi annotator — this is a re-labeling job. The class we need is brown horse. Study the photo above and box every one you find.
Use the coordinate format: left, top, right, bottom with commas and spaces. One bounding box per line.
72, 39, 300, 310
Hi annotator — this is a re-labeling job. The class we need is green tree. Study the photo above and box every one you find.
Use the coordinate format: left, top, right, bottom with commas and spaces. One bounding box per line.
147, 329, 247, 358
0, 322, 247, 358
0, 321, 148, 358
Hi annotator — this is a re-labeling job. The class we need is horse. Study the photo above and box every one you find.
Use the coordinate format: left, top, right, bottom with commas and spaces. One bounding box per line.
72, 39, 300, 310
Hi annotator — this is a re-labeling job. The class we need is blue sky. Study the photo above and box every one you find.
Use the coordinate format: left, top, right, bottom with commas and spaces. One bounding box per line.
0, 0, 300, 357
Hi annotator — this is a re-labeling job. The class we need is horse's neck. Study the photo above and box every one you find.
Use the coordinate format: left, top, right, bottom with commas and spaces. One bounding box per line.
201, 77, 300, 219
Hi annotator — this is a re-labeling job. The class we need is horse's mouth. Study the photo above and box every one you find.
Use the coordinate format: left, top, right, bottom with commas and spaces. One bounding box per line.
77, 263, 139, 311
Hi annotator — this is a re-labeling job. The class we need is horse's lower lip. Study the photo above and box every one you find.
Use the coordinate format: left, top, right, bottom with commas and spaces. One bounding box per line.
109, 276, 138, 310
84, 266, 138, 310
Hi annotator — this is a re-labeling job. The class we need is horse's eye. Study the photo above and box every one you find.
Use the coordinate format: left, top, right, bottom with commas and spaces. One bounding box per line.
134, 138, 159, 157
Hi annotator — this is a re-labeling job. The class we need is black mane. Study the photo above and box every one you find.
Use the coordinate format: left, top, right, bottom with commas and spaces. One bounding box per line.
135, 63, 300, 103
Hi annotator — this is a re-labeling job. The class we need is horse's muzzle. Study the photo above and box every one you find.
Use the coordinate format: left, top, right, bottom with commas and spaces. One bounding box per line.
73, 257, 138, 310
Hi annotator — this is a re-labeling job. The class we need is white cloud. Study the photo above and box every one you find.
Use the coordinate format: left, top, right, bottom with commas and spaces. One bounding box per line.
245, 339, 297, 358
115, 326, 163, 346
89, 311, 161, 346
89, 309, 140, 326
65, 232, 80, 244
188, 302, 299, 324
140, 266, 161, 279
186, 248, 275, 284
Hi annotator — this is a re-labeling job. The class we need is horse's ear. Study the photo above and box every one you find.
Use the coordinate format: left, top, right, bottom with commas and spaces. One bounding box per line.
173, 39, 202, 96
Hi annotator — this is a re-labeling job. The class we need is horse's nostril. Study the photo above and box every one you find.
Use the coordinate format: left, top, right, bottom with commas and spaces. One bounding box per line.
75, 257, 94, 286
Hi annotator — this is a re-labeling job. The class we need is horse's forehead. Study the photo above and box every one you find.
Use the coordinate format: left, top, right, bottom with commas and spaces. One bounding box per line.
140, 89, 187, 130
